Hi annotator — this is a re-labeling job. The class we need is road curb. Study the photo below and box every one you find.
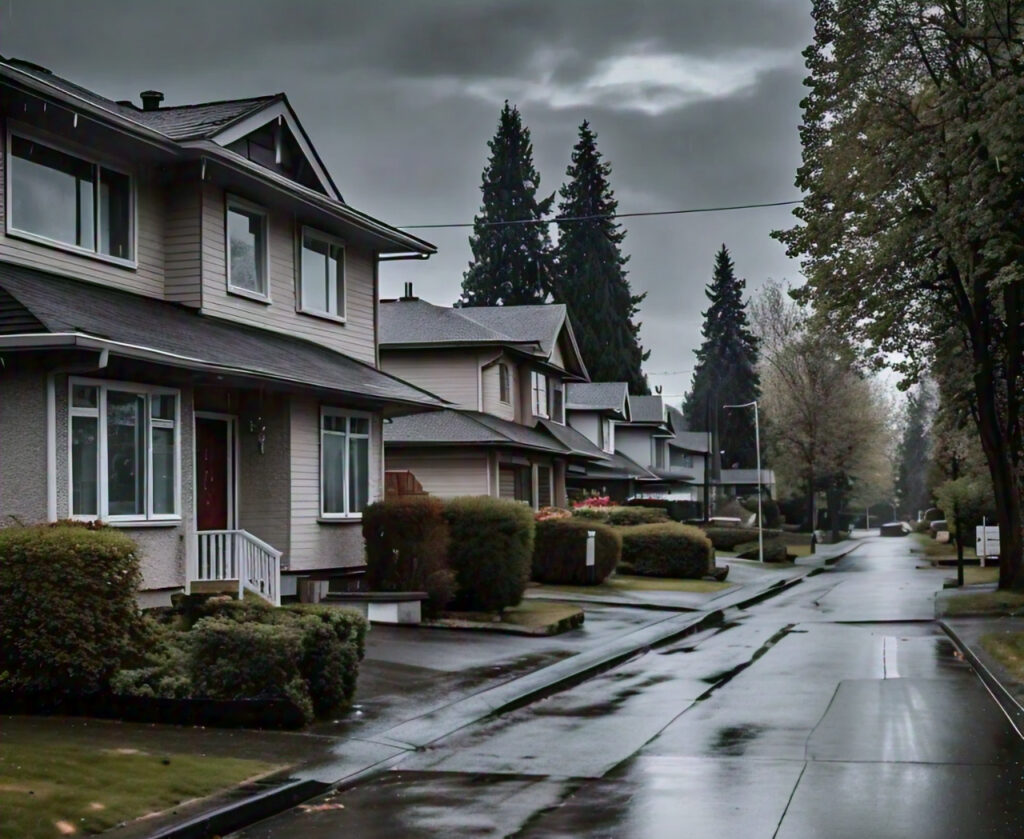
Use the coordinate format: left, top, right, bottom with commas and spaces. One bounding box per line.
939, 620, 1024, 738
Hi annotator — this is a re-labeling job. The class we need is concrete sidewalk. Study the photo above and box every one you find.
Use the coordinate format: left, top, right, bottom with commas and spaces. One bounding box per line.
119, 540, 865, 839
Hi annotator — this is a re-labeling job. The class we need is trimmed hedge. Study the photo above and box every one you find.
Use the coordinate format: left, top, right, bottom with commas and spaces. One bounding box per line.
445, 497, 535, 611
626, 498, 702, 522
532, 518, 621, 584
620, 523, 713, 579
571, 505, 667, 525
700, 526, 785, 552
362, 496, 455, 616
0, 525, 145, 696
735, 540, 790, 563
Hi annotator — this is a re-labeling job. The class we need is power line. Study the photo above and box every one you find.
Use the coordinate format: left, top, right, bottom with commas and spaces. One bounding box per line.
397, 199, 803, 230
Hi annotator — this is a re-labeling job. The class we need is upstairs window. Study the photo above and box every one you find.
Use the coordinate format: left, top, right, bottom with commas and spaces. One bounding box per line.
549, 381, 565, 424
226, 197, 268, 300
299, 228, 345, 319
8, 132, 133, 262
531, 371, 548, 418
499, 363, 511, 404
601, 417, 614, 453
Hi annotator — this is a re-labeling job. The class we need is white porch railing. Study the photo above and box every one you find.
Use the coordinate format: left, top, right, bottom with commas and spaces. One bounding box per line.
188, 529, 282, 606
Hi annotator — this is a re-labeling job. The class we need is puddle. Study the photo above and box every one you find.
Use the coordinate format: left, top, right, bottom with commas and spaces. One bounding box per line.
709, 723, 767, 755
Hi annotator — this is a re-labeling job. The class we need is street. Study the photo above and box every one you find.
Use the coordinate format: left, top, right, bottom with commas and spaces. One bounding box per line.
235, 536, 1024, 838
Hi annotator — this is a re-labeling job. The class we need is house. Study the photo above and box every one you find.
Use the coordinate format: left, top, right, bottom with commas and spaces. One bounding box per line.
0, 57, 447, 606
565, 386, 696, 503
379, 290, 608, 507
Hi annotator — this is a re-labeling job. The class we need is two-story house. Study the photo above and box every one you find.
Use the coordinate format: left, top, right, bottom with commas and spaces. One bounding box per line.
379, 290, 607, 507
0, 57, 446, 606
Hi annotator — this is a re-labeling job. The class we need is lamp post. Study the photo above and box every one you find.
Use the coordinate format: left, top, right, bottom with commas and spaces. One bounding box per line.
723, 400, 762, 563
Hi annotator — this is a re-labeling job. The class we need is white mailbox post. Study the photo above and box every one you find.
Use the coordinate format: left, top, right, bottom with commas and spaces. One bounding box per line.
976, 519, 1000, 567
586, 530, 596, 583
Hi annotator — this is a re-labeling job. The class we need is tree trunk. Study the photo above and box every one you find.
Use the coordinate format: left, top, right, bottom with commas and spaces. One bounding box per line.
827, 480, 842, 543
805, 477, 816, 534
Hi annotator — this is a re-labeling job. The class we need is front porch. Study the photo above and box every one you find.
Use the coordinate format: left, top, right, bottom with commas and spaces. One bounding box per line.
187, 528, 283, 606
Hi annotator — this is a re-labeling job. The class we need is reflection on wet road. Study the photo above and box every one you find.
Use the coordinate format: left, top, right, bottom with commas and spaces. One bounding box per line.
234, 537, 1024, 838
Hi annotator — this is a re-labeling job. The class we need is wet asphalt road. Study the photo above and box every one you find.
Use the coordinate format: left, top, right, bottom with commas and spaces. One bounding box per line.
235, 537, 1024, 838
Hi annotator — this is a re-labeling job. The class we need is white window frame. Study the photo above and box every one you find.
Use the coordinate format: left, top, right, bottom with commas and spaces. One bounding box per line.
320, 407, 372, 520
531, 371, 548, 419
498, 363, 511, 404
602, 417, 615, 454
5, 123, 137, 268
297, 225, 347, 322
68, 378, 181, 523
225, 194, 271, 302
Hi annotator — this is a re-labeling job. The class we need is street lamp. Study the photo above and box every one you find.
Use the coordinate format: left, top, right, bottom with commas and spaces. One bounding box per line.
723, 400, 763, 563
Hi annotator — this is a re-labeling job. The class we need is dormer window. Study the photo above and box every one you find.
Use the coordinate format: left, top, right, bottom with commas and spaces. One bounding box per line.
531, 372, 548, 418
7, 130, 133, 263
226, 197, 269, 300
299, 227, 345, 320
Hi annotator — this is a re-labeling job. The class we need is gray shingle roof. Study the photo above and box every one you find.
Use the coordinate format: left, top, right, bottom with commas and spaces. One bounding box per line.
718, 469, 776, 486
628, 395, 666, 424
537, 419, 610, 461
566, 382, 629, 416
0, 263, 446, 410
580, 451, 660, 481
670, 431, 711, 454
385, 410, 567, 453
379, 299, 567, 357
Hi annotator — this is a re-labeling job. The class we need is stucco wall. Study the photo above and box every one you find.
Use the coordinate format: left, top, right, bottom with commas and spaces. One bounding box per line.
0, 361, 48, 524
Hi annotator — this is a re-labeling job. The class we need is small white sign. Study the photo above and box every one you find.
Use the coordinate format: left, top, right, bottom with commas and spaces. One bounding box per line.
976, 526, 1000, 558
586, 531, 596, 567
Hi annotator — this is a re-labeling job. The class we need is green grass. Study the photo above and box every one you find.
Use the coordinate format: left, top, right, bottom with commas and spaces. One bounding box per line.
535, 574, 733, 597
435, 600, 585, 635
959, 566, 1000, 586
940, 589, 1024, 617
0, 725, 278, 838
911, 532, 978, 560
981, 632, 1024, 682
501, 601, 585, 631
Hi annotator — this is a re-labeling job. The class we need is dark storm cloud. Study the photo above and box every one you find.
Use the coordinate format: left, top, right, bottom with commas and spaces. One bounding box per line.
0, 0, 812, 403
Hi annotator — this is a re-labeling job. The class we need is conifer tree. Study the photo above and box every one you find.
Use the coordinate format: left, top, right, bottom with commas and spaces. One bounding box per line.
460, 102, 553, 306
683, 245, 760, 468
896, 381, 935, 518
553, 120, 649, 393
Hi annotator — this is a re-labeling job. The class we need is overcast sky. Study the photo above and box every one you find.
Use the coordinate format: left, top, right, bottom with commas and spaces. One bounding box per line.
0, 0, 811, 404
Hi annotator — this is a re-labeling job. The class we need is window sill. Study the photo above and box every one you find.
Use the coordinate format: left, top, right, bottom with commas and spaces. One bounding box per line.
105, 519, 182, 528
318, 515, 363, 525
227, 285, 272, 304
298, 307, 347, 325
6, 227, 137, 270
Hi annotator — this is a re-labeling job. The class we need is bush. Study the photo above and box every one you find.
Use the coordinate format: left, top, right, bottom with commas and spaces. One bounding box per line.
189, 617, 314, 723
738, 495, 783, 528
734, 540, 790, 563
620, 523, 713, 578
532, 519, 621, 584
536, 506, 572, 521
445, 497, 535, 611
0, 525, 145, 696
626, 498, 703, 522
701, 526, 785, 552
606, 506, 669, 526
573, 495, 613, 508
572, 506, 610, 522
362, 496, 455, 616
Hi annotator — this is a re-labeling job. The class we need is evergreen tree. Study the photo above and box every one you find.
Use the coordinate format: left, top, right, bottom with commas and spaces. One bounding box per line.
460, 102, 553, 306
683, 245, 760, 468
553, 121, 649, 393
895, 380, 935, 518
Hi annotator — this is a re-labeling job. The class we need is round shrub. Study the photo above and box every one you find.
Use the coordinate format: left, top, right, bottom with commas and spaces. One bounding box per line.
444, 497, 535, 612
621, 523, 714, 579
0, 524, 144, 696
734, 539, 790, 563
571, 506, 609, 522
700, 526, 784, 552
532, 518, 621, 584
606, 506, 669, 526
362, 496, 455, 615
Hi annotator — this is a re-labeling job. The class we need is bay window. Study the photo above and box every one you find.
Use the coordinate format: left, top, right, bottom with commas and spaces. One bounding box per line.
8, 130, 133, 262
299, 227, 345, 319
69, 380, 179, 521
321, 409, 370, 517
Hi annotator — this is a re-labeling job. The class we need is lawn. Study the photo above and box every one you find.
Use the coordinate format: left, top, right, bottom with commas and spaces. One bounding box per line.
535, 574, 733, 598
981, 632, 1024, 682
939, 589, 1024, 617
958, 566, 1000, 586
911, 532, 979, 561
430, 600, 585, 635
0, 723, 279, 839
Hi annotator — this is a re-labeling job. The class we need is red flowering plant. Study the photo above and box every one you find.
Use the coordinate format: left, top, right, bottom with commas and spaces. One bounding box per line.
572, 496, 612, 509
535, 506, 572, 521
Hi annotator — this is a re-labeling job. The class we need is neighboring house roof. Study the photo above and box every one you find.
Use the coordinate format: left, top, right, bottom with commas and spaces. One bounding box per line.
718, 469, 776, 486
0, 56, 434, 256
669, 431, 711, 454
0, 263, 446, 413
577, 451, 661, 482
566, 382, 630, 419
537, 419, 610, 461
385, 409, 568, 454
629, 395, 667, 424
379, 298, 587, 378
648, 466, 697, 483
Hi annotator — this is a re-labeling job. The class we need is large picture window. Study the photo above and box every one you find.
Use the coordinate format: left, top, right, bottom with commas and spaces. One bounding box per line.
299, 227, 345, 319
69, 380, 179, 521
226, 197, 269, 299
321, 409, 370, 518
8, 131, 133, 262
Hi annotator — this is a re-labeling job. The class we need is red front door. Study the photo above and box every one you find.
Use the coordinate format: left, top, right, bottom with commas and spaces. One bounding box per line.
196, 417, 230, 531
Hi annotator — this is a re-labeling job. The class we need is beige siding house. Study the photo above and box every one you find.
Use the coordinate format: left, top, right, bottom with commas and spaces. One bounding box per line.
379, 291, 609, 508
0, 58, 444, 606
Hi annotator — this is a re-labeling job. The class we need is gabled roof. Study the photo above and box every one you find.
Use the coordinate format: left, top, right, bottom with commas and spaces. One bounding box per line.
629, 395, 667, 424
379, 298, 588, 377
537, 419, 610, 461
385, 409, 568, 454
566, 382, 630, 418
664, 405, 711, 453
130, 96, 281, 141
0, 263, 446, 413
579, 451, 661, 482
